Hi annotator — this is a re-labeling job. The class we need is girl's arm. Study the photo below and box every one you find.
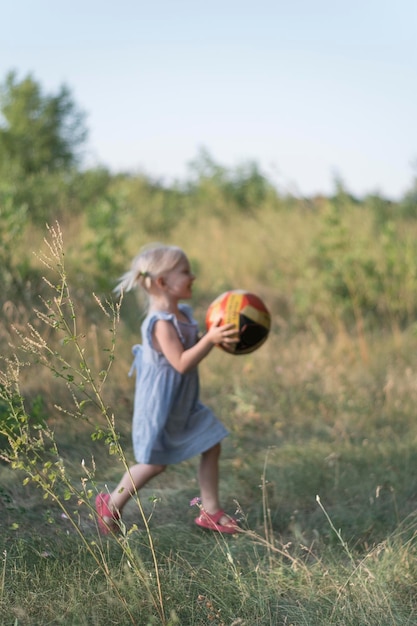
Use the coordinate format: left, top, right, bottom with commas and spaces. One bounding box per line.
153, 319, 238, 374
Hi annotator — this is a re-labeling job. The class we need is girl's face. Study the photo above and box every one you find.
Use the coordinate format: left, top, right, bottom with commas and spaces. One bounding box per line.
164, 257, 195, 300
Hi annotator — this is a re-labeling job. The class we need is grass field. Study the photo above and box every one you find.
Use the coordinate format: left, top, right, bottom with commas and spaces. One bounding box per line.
2, 206, 417, 624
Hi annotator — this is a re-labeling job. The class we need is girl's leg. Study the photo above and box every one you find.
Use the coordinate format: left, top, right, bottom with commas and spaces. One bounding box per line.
198, 443, 235, 527
109, 463, 166, 515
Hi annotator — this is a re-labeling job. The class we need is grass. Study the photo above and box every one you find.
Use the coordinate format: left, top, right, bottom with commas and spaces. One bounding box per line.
2, 222, 417, 624
3, 321, 417, 624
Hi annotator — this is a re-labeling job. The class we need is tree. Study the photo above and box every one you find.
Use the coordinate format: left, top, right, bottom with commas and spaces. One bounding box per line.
0, 71, 88, 174
186, 148, 275, 214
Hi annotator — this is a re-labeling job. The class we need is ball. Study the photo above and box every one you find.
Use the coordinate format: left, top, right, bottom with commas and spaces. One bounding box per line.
206, 290, 271, 354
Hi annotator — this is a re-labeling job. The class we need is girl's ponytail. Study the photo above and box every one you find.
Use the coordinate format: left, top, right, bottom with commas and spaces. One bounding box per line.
113, 269, 137, 295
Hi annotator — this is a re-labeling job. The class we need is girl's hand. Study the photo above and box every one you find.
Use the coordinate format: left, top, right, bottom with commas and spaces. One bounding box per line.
206, 318, 239, 348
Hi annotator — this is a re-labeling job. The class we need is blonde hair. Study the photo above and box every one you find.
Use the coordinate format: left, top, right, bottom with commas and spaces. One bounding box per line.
114, 243, 187, 295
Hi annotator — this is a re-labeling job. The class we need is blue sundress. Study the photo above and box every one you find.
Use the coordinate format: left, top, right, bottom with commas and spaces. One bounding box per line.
129, 304, 229, 464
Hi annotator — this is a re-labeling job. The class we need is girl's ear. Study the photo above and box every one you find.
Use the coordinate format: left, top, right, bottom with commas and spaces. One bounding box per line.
156, 276, 165, 288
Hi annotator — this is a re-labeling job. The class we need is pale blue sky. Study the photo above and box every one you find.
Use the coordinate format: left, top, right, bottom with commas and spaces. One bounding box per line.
2, 0, 417, 199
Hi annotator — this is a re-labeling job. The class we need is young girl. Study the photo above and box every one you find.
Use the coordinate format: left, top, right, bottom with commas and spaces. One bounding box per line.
95, 243, 239, 535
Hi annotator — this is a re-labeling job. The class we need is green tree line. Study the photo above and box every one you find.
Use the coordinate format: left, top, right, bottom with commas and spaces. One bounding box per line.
1, 70, 417, 333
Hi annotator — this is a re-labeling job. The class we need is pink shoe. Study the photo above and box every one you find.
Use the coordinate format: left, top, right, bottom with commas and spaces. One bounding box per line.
195, 509, 239, 534
95, 493, 120, 535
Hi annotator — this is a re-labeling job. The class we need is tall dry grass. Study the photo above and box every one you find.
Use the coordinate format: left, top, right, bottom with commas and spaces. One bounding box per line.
2, 193, 417, 623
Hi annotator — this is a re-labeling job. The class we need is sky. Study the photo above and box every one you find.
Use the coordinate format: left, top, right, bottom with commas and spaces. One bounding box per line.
2, 0, 417, 200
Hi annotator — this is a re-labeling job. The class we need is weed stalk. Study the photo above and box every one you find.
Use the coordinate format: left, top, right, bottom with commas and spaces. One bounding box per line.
0, 223, 167, 625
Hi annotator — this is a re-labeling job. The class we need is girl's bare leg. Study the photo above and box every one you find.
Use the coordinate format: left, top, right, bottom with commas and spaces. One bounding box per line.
107, 463, 166, 518
198, 443, 234, 527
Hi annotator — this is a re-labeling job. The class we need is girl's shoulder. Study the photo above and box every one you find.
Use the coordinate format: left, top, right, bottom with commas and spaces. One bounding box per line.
141, 304, 198, 346
145, 310, 175, 322
141, 310, 173, 337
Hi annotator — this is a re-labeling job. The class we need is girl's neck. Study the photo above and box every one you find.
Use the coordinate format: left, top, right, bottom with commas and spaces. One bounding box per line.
149, 294, 181, 316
